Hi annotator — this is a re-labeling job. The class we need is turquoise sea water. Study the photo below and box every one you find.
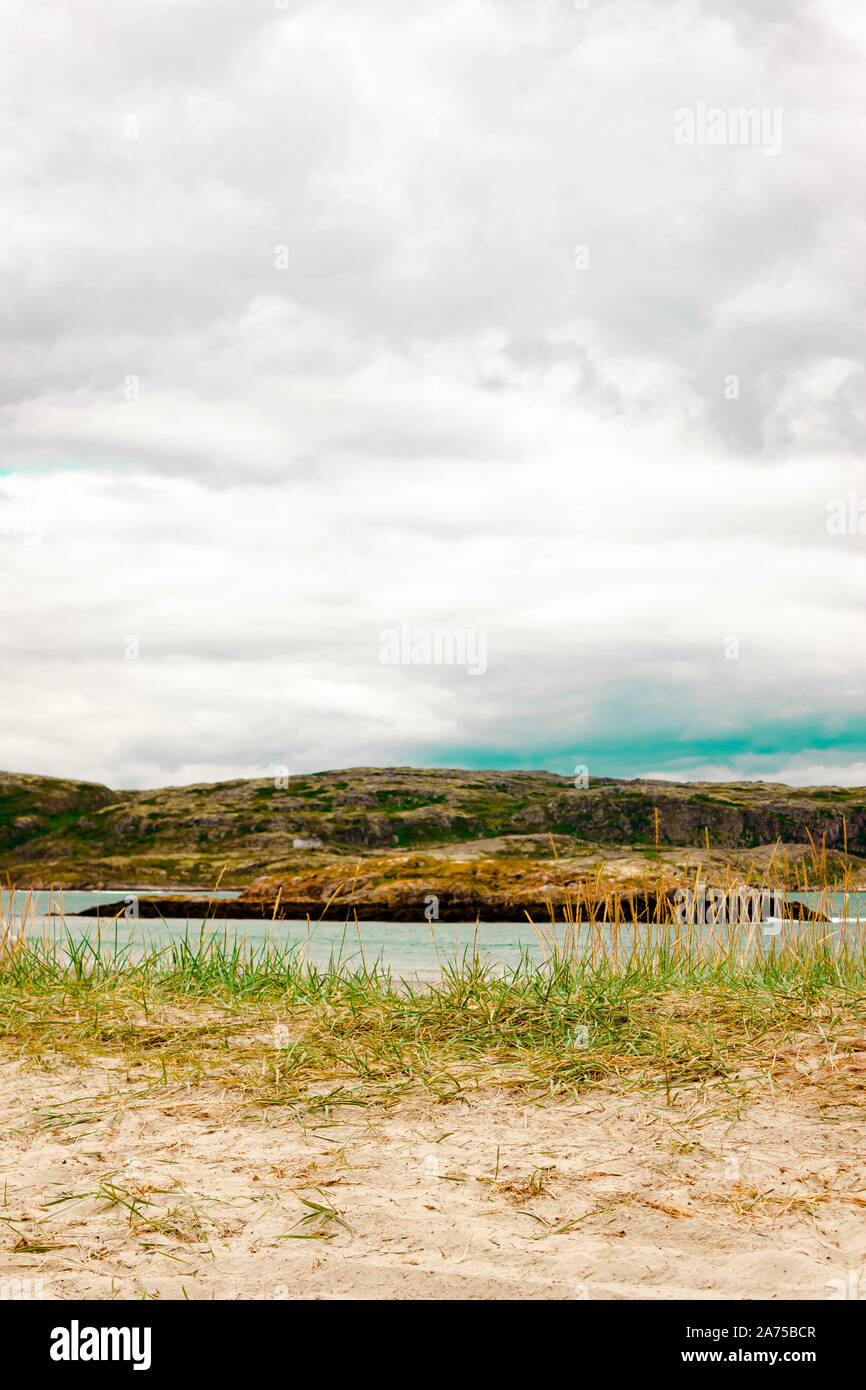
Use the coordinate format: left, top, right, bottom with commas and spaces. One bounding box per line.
3, 889, 865, 981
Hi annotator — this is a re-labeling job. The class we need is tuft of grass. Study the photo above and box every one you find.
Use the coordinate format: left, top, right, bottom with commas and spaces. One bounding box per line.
1, 907, 865, 1111
281, 1190, 353, 1240
1, 852, 865, 1110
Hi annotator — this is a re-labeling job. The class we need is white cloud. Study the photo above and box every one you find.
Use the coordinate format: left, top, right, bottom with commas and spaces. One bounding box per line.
0, 0, 865, 787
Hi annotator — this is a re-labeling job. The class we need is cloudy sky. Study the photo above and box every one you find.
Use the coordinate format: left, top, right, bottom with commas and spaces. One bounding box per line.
1, 0, 864, 790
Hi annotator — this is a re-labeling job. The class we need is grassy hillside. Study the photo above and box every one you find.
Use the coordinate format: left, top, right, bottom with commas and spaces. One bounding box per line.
0, 772, 119, 859
1, 766, 865, 888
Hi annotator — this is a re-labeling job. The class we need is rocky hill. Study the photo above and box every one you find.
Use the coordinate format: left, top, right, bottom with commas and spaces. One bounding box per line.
1, 766, 864, 888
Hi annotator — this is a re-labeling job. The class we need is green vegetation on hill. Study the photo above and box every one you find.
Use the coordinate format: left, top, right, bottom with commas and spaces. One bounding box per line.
0, 773, 118, 858
1, 766, 865, 888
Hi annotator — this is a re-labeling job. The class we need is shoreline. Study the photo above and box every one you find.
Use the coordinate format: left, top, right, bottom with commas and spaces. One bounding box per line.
3, 917, 864, 1300
3, 954, 865, 1301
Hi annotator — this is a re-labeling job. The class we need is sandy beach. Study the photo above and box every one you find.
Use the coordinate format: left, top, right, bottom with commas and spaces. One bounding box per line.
3, 1057, 865, 1301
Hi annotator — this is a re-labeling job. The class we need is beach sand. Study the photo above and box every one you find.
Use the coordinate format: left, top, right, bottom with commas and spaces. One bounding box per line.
2, 1059, 865, 1300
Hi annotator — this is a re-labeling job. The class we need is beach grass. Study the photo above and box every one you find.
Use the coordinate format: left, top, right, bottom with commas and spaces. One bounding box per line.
3, 856, 865, 1305
2, 885, 865, 1114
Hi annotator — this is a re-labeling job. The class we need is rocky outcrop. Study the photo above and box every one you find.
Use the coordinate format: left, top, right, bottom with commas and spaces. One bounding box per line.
76, 891, 828, 924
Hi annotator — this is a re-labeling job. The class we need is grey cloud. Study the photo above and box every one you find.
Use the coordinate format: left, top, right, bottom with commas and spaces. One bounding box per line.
1, 0, 864, 785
